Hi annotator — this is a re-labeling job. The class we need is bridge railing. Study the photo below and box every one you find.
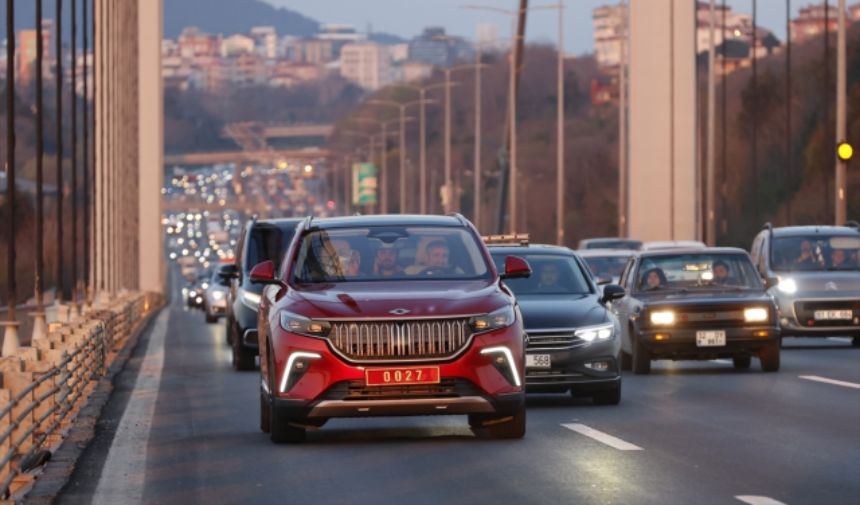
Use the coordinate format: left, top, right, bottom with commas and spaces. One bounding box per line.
0, 291, 163, 501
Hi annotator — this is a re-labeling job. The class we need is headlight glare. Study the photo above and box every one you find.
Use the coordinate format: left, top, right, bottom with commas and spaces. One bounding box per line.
241, 290, 261, 309
469, 306, 516, 333
650, 310, 676, 325
744, 307, 769, 322
575, 323, 615, 342
279, 311, 331, 338
777, 278, 797, 294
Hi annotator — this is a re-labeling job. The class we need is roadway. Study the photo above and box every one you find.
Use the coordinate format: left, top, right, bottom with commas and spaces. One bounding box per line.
55, 274, 860, 505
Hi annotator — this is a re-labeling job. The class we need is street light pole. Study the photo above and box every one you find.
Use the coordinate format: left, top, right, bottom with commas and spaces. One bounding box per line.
618, 0, 628, 238
4, 0, 20, 354
474, 45, 483, 229
835, 0, 847, 224
555, 0, 565, 245
397, 83, 446, 214
706, 0, 717, 245
351, 117, 402, 214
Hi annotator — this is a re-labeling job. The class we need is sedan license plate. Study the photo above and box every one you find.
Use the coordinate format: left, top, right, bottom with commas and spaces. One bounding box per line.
814, 310, 852, 321
365, 367, 440, 387
526, 354, 551, 368
696, 330, 726, 347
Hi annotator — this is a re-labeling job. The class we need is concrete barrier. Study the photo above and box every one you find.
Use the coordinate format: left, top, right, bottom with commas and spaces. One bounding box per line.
0, 291, 164, 503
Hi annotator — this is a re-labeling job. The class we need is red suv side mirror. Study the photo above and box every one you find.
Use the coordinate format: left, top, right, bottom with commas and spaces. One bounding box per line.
249, 261, 283, 286
501, 255, 532, 280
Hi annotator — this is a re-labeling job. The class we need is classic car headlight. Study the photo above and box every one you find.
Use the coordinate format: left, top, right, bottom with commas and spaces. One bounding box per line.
469, 306, 516, 333
777, 278, 797, 294
650, 310, 676, 325
241, 290, 261, 310
744, 307, 769, 323
279, 311, 331, 338
575, 323, 615, 342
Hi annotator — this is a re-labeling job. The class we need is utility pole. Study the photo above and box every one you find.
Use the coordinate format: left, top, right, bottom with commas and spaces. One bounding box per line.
556, 0, 566, 245
4, 0, 20, 354
618, 0, 628, 238
474, 45, 483, 229
33, 0, 48, 342
835, 0, 847, 224
706, 0, 717, 245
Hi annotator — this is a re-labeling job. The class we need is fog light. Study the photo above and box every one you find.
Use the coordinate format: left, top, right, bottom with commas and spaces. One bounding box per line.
654, 333, 670, 341
780, 317, 790, 326
585, 361, 610, 371
753, 330, 770, 337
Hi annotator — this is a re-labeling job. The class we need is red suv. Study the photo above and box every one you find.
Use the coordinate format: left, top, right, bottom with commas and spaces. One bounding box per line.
252, 215, 531, 443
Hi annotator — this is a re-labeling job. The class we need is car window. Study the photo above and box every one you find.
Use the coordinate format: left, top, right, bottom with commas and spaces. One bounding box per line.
291, 226, 491, 283
582, 255, 631, 279
490, 253, 593, 296
770, 235, 860, 272
247, 224, 295, 271
635, 253, 763, 292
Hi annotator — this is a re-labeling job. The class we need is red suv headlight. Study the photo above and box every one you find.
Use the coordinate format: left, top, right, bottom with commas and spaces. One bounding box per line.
279, 311, 331, 338
469, 305, 516, 334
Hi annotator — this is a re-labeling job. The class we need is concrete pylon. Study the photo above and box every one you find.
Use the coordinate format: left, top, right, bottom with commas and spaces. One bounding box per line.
628, 0, 698, 241
31, 312, 48, 343
2, 323, 20, 357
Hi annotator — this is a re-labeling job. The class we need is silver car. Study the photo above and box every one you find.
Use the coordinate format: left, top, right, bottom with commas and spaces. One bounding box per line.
204, 265, 231, 324
751, 223, 860, 346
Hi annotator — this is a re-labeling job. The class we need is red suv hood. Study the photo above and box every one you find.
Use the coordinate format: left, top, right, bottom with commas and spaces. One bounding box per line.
284, 280, 506, 319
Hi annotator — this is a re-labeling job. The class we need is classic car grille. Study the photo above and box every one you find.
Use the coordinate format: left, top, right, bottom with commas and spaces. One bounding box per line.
659, 305, 751, 329
794, 300, 860, 327
525, 330, 588, 350
328, 318, 471, 361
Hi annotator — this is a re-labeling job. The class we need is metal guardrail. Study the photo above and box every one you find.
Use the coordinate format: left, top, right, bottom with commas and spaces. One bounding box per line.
0, 293, 155, 500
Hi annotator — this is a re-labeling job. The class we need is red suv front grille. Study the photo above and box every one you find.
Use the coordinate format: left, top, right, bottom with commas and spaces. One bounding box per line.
328, 318, 471, 362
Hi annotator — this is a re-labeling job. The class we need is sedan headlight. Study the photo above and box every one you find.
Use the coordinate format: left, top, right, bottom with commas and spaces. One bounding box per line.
650, 310, 676, 325
575, 323, 615, 342
777, 278, 797, 294
469, 306, 516, 333
279, 311, 331, 338
210, 290, 224, 301
744, 307, 769, 323
241, 290, 261, 310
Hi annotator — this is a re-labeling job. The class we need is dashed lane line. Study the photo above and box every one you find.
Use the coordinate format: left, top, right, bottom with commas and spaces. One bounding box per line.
561, 423, 643, 451
799, 375, 860, 390
736, 495, 787, 505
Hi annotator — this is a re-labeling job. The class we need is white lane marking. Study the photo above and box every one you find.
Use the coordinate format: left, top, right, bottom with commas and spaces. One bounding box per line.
561, 423, 643, 451
92, 309, 169, 505
827, 337, 852, 343
736, 495, 787, 505
799, 375, 860, 390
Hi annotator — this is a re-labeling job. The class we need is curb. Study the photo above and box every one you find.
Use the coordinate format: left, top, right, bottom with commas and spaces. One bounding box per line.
21, 302, 167, 505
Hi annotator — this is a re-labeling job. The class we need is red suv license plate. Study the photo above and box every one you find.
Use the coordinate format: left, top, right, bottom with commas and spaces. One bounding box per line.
365, 367, 440, 386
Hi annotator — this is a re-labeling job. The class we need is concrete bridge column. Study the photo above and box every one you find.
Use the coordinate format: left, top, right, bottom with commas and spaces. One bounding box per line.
628, 0, 698, 241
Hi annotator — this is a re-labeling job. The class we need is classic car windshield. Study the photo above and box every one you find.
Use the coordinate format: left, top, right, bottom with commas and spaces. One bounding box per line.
491, 254, 592, 296
770, 235, 860, 272
291, 226, 491, 283
635, 253, 762, 292
582, 255, 631, 280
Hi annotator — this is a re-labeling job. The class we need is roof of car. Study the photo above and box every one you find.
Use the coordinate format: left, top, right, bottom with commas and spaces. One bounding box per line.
577, 248, 636, 258
486, 243, 575, 255
306, 214, 466, 229
769, 225, 860, 237
257, 217, 304, 227
635, 246, 749, 258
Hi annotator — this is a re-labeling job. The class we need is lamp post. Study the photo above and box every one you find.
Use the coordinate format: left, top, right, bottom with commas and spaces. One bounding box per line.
397, 82, 446, 215
368, 99, 432, 213
463, 2, 562, 233
4, 0, 20, 354
835, 0, 848, 224
350, 117, 406, 214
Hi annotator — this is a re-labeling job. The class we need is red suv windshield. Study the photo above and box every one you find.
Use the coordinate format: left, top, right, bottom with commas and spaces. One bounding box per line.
290, 226, 492, 283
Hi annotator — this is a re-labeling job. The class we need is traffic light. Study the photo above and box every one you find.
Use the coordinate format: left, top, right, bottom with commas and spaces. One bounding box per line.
837, 141, 853, 162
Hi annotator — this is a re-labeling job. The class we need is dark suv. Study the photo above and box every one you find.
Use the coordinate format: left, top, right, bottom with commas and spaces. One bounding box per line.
486, 237, 626, 405
252, 215, 530, 442
223, 218, 302, 370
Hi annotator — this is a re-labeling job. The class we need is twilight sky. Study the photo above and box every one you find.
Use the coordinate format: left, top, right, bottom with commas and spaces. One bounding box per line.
273, 0, 805, 56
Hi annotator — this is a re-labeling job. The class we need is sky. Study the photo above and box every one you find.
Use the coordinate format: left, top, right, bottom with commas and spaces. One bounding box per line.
273, 0, 807, 56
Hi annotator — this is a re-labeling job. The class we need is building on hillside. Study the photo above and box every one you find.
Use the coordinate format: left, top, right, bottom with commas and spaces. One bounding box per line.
270, 62, 325, 87
17, 30, 38, 85
389, 43, 409, 63
408, 27, 471, 67
340, 41, 391, 90
250, 26, 278, 59
791, 4, 841, 42
318, 24, 366, 55
593, 4, 625, 68
399, 60, 434, 82
177, 27, 220, 59
285, 37, 335, 64
221, 34, 255, 58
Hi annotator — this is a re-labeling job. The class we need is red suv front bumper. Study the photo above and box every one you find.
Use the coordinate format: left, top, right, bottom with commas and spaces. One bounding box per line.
266, 325, 526, 421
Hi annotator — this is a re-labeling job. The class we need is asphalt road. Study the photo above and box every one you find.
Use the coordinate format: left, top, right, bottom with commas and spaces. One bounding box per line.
56, 277, 860, 505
